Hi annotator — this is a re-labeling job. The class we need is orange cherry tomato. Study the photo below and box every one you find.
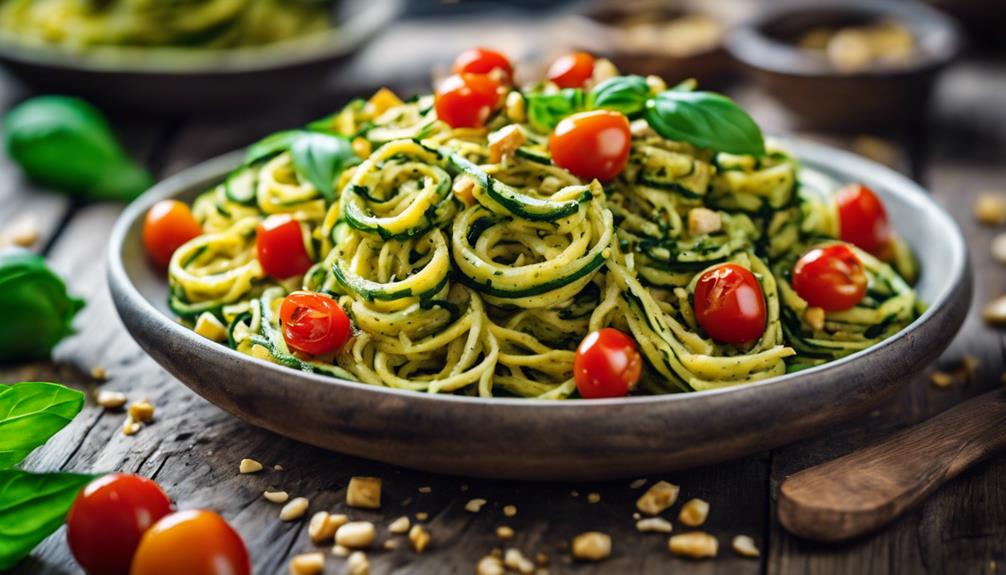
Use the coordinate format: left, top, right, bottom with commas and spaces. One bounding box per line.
836, 183, 891, 255
547, 52, 595, 89
143, 200, 202, 269
452, 47, 513, 84
256, 214, 312, 279
792, 244, 868, 312
279, 291, 351, 356
66, 474, 173, 575
549, 110, 631, 182
131, 510, 250, 575
435, 73, 502, 129
693, 263, 767, 345
574, 328, 642, 399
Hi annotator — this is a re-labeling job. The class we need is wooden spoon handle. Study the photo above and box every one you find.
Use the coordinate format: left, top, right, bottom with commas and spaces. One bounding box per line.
778, 387, 1006, 542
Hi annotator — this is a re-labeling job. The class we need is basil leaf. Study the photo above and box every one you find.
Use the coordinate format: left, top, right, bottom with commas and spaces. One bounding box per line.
0, 383, 83, 469
0, 470, 97, 570
0, 252, 84, 364
644, 91, 766, 156
526, 89, 586, 132
4, 96, 152, 202
244, 130, 307, 166
589, 75, 649, 116
289, 133, 358, 203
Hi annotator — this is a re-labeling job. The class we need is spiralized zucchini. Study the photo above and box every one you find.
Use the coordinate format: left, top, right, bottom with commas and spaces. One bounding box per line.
168, 80, 921, 399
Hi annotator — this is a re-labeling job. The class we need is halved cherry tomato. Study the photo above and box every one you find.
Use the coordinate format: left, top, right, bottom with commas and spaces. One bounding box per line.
279, 291, 351, 356
131, 510, 250, 575
435, 73, 502, 129
66, 473, 173, 575
549, 110, 631, 182
693, 263, 767, 345
143, 200, 202, 269
792, 244, 868, 312
256, 214, 312, 279
836, 183, 891, 256
574, 328, 642, 399
548, 52, 595, 89
452, 47, 513, 84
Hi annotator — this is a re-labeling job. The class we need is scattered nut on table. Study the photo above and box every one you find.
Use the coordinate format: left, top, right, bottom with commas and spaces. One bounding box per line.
587, 492, 601, 504
97, 390, 127, 409
975, 193, 1006, 225
465, 498, 488, 513
388, 516, 410, 534
309, 511, 347, 544
732, 535, 760, 558
280, 497, 309, 522
982, 294, 1006, 326
503, 504, 517, 517
504, 548, 535, 574
571, 532, 611, 561
629, 478, 647, 489
636, 481, 679, 515
347, 476, 381, 509
409, 524, 431, 553
264, 490, 289, 504
669, 532, 718, 559
477, 555, 505, 575
90, 366, 108, 381
122, 416, 141, 436
288, 552, 324, 575
678, 498, 710, 527
128, 400, 155, 423
239, 458, 263, 474
496, 525, 515, 540
347, 551, 370, 575
636, 517, 673, 533
930, 370, 955, 388
336, 521, 376, 549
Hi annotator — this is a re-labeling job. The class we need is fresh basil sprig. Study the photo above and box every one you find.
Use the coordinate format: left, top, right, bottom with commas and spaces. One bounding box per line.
0, 382, 84, 469
526, 89, 586, 132
589, 75, 650, 116
244, 130, 307, 166
244, 130, 358, 202
644, 90, 766, 156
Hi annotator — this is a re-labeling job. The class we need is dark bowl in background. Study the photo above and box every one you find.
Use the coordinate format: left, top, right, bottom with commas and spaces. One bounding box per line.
726, 0, 962, 130
0, 0, 402, 115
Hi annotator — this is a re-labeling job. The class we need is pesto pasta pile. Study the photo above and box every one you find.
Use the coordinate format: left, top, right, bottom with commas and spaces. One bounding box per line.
163, 66, 921, 399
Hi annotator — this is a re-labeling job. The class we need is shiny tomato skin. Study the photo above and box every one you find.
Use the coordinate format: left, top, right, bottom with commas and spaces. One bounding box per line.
143, 200, 202, 269
130, 510, 250, 575
452, 47, 513, 84
66, 473, 173, 575
693, 263, 767, 345
435, 73, 502, 129
256, 214, 313, 279
574, 328, 642, 399
279, 291, 351, 356
548, 52, 595, 88
549, 110, 631, 182
836, 183, 891, 255
792, 244, 868, 312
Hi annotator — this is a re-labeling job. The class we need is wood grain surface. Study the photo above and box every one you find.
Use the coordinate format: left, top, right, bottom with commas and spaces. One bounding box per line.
1, 16, 1004, 575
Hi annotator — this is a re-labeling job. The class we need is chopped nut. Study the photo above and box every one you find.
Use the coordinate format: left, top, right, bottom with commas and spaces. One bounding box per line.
194, 312, 228, 342
97, 390, 127, 409
975, 193, 1006, 225
503, 504, 517, 517
636, 481, 679, 516
274, 464, 284, 471
332, 544, 350, 557
382, 539, 399, 550
587, 492, 601, 504
128, 400, 155, 423
477, 555, 505, 575
732, 535, 760, 558
504, 548, 535, 574
2, 215, 39, 248
505, 91, 526, 124
389, 516, 411, 534
669, 532, 718, 559
408, 524, 430, 553
590, 58, 619, 86
347, 550, 370, 575
984, 295, 1006, 326
930, 371, 955, 388
351, 137, 372, 159
90, 366, 108, 381
452, 175, 476, 206
804, 307, 826, 331
465, 498, 488, 513
629, 478, 647, 489
632, 512, 641, 520
264, 490, 289, 504
572, 532, 611, 562
122, 416, 141, 436
415, 512, 429, 521
645, 75, 667, 94
280, 497, 309, 522
368, 87, 403, 116
678, 498, 710, 527
347, 477, 381, 509
289, 552, 325, 575
309, 511, 347, 544
488, 125, 527, 164
239, 458, 264, 474
496, 525, 515, 540
417, 486, 432, 494
636, 517, 673, 533
688, 207, 722, 236
336, 522, 376, 549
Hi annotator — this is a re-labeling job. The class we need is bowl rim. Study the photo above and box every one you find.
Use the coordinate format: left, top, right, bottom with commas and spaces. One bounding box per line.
0, 0, 402, 75
108, 136, 968, 410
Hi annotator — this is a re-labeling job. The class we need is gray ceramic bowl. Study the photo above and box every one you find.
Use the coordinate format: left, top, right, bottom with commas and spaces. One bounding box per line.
108, 138, 971, 481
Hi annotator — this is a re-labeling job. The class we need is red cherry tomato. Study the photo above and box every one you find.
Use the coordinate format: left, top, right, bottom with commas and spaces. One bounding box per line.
435, 73, 502, 129
792, 244, 868, 312
452, 47, 513, 84
547, 52, 595, 88
131, 510, 250, 575
693, 263, 767, 345
836, 183, 891, 255
549, 110, 631, 182
143, 200, 202, 269
256, 214, 312, 279
279, 291, 351, 356
574, 328, 642, 399
66, 473, 173, 575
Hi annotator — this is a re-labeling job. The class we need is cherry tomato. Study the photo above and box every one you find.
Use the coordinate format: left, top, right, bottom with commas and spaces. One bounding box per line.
131, 510, 250, 575
574, 328, 642, 399
143, 200, 202, 269
792, 244, 868, 312
435, 73, 502, 129
256, 214, 312, 279
66, 473, 173, 575
547, 52, 595, 89
279, 291, 351, 356
549, 110, 631, 182
836, 183, 891, 255
693, 263, 767, 345
452, 47, 513, 84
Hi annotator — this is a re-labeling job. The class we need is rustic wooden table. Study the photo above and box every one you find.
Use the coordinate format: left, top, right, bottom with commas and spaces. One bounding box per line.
2, 15, 1004, 575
